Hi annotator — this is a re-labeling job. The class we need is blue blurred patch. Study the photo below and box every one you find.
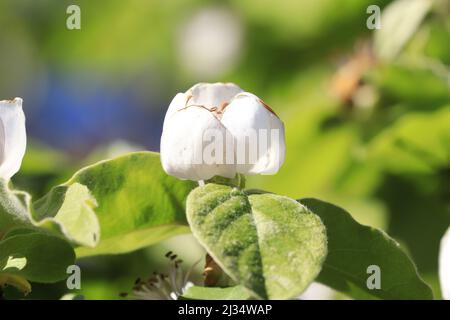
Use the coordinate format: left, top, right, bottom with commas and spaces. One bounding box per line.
25, 71, 165, 154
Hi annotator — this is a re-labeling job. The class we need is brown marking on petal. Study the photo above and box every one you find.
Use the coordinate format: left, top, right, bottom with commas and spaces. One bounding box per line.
178, 104, 211, 113
207, 101, 229, 120
185, 93, 193, 106
176, 93, 234, 121
218, 101, 229, 113
259, 99, 279, 117
0, 98, 19, 104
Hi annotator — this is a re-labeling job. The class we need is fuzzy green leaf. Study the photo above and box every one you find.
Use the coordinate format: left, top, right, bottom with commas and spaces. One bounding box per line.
0, 180, 33, 237
187, 184, 327, 300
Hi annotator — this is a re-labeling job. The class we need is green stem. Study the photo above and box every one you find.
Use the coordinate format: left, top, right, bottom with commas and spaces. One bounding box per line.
205, 174, 246, 189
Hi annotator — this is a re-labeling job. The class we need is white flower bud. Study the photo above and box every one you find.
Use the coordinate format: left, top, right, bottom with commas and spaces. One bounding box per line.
160, 105, 235, 181
221, 92, 285, 175
160, 83, 285, 181
0, 98, 26, 180
440, 227, 450, 300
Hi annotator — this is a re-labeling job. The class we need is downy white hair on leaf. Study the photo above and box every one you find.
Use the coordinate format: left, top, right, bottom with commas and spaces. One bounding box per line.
439, 227, 450, 300
0, 98, 26, 180
160, 83, 285, 181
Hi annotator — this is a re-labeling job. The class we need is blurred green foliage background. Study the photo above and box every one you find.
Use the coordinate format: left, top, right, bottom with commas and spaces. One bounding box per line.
1, 0, 449, 299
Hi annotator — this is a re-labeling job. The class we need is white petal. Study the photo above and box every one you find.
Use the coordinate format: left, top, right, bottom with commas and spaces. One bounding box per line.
162, 93, 189, 131
160, 106, 235, 181
439, 227, 450, 300
187, 82, 243, 110
0, 98, 26, 180
221, 93, 285, 175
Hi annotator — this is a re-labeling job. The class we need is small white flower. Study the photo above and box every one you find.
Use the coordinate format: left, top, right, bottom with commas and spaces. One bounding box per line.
123, 252, 197, 300
0, 98, 26, 180
160, 83, 285, 181
439, 227, 450, 300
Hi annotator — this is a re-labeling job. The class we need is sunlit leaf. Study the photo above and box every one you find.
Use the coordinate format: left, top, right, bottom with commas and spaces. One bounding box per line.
2, 256, 27, 271
34, 183, 100, 248
182, 285, 253, 300
35, 152, 195, 257
187, 183, 327, 299
375, 0, 432, 60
